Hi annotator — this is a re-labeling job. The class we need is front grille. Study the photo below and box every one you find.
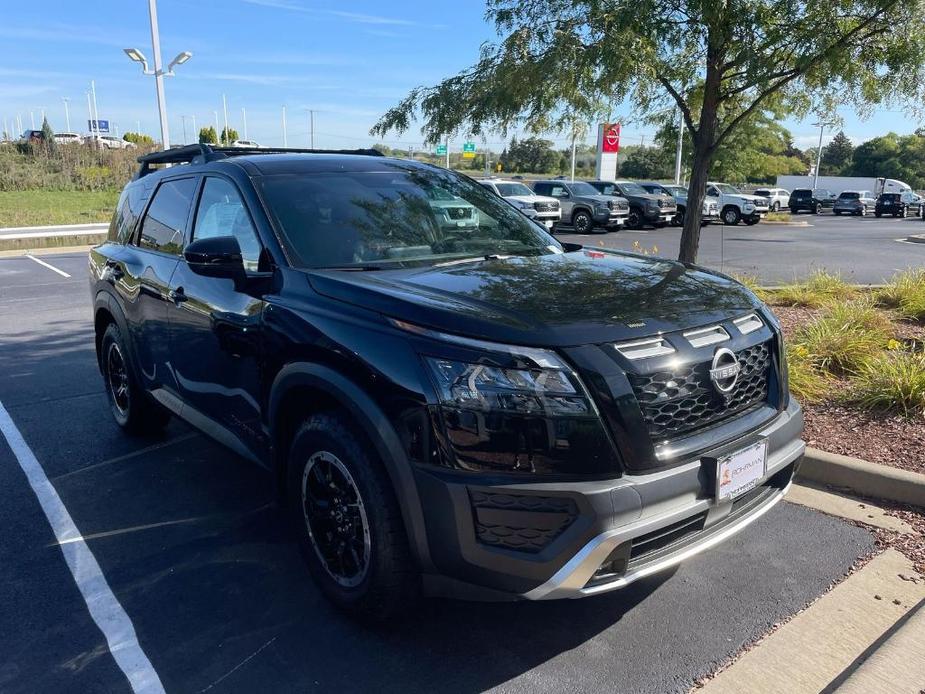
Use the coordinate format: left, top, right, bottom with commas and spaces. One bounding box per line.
534, 201, 559, 212
628, 511, 708, 569
607, 200, 616, 210
628, 341, 771, 440
447, 207, 471, 219
470, 490, 578, 553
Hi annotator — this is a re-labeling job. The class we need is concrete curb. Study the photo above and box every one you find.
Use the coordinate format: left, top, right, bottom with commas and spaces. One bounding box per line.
759, 220, 811, 227
905, 234, 925, 244
0, 222, 108, 234
0, 233, 107, 252
796, 447, 925, 509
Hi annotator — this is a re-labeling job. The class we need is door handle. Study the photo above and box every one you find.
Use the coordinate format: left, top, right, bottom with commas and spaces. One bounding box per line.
169, 287, 188, 304
104, 259, 124, 281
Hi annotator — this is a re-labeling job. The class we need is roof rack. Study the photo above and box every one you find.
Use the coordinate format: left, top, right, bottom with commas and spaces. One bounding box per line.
135, 143, 383, 178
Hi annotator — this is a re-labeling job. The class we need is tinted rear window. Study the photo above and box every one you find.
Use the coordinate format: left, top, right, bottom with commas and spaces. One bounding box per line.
792, 190, 811, 197
839, 192, 860, 199
138, 178, 197, 254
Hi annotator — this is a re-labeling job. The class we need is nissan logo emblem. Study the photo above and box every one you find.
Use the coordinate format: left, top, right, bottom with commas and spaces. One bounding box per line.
709, 348, 740, 394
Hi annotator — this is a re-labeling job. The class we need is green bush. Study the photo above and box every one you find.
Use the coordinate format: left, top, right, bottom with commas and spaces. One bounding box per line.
772, 269, 858, 308
785, 343, 831, 403
848, 350, 925, 416
731, 273, 768, 302
791, 299, 892, 373
875, 268, 925, 321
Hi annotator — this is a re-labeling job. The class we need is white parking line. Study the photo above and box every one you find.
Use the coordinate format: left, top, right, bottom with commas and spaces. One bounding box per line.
0, 399, 165, 694
24, 254, 71, 278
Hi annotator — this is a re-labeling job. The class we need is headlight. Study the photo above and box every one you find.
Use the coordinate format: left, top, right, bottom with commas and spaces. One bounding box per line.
744, 203, 754, 210
595, 204, 609, 213
425, 358, 591, 416
511, 199, 530, 210
647, 201, 659, 210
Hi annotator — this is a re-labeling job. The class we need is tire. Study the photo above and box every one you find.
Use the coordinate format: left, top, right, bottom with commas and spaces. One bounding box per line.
672, 207, 685, 226
722, 206, 741, 225
100, 322, 170, 435
743, 217, 760, 226
875, 212, 882, 218
626, 208, 642, 229
287, 413, 417, 620
572, 209, 593, 234
834, 210, 842, 216
860, 205, 867, 216
813, 204, 821, 214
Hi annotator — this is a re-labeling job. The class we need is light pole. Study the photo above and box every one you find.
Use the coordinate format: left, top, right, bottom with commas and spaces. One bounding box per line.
214, 111, 220, 143
304, 108, 314, 148
90, 80, 100, 140
812, 121, 832, 189
181, 115, 188, 144
241, 107, 247, 140
62, 97, 71, 132
123, 0, 192, 149
222, 94, 229, 145
30, 111, 35, 130
191, 115, 196, 142
282, 105, 287, 147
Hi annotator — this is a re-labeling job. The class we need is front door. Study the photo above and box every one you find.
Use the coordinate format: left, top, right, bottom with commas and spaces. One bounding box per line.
166, 175, 268, 458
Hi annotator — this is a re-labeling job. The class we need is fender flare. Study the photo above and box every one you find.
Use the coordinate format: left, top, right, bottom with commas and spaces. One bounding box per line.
93, 290, 134, 373
268, 362, 434, 572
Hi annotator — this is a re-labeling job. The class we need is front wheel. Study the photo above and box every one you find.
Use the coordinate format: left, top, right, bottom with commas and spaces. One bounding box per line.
722, 207, 741, 225
743, 217, 760, 226
572, 210, 593, 234
875, 212, 882, 218
100, 323, 170, 435
287, 414, 418, 619
672, 207, 685, 226
626, 209, 642, 229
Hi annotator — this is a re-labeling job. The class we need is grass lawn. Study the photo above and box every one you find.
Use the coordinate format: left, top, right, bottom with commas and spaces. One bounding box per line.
0, 190, 119, 228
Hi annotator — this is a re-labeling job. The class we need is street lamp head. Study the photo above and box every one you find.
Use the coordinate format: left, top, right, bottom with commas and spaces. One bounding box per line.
123, 48, 150, 73
166, 51, 193, 74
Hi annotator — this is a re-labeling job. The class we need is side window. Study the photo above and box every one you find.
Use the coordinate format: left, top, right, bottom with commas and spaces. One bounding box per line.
113, 184, 149, 244
549, 185, 567, 197
139, 178, 197, 255
193, 177, 262, 271
533, 183, 550, 196
708, 186, 719, 196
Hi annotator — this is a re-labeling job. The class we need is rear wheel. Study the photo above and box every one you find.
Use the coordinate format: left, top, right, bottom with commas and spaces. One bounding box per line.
626, 208, 642, 229
572, 210, 593, 234
287, 413, 417, 619
100, 323, 170, 435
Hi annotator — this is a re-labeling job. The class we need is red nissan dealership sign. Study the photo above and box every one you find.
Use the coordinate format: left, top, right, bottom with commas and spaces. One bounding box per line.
602, 123, 621, 153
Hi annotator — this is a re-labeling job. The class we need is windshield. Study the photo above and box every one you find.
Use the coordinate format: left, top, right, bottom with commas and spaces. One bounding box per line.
495, 182, 534, 197
714, 183, 739, 194
619, 182, 648, 196
568, 181, 601, 196
754, 190, 770, 197
257, 167, 561, 269
839, 192, 860, 199
666, 185, 687, 196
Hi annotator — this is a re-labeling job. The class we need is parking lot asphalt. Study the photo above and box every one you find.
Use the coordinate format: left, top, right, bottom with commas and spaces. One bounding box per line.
557, 212, 925, 284
0, 252, 876, 694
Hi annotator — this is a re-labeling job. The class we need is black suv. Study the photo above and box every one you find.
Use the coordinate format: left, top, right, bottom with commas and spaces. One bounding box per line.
90, 145, 804, 617
587, 180, 677, 229
875, 192, 922, 218
789, 188, 835, 214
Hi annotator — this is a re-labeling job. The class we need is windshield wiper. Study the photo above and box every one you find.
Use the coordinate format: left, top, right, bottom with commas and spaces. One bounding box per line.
317, 264, 387, 272
433, 254, 511, 268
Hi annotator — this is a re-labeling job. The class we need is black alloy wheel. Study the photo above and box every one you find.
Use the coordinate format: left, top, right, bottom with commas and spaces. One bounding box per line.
572, 210, 593, 234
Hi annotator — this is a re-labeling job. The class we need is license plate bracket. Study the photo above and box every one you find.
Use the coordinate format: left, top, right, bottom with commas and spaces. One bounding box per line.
715, 439, 768, 502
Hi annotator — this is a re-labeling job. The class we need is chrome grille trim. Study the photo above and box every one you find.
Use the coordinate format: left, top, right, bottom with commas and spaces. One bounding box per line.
614, 337, 675, 360
683, 325, 730, 348
733, 313, 764, 335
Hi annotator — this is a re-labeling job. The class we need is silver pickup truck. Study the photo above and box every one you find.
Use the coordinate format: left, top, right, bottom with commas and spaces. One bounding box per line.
531, 179, 629, 233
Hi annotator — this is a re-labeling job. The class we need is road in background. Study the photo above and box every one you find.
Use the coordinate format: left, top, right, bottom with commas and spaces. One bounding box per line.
557, 213, 925, 284
0, 251, 876, 693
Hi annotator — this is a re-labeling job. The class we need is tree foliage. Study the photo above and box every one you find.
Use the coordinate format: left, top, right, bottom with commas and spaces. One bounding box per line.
499, 136, 559, 173
821, 130, 854, 175
199, 126, 218, 144
220, 127, 239, 146
123, 132, 154, 146
372, 0, 925, 262
849, 132, 925, 187
40, 117, 56, 154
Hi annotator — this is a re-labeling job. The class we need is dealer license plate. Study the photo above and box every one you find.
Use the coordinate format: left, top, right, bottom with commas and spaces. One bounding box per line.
716, 440, 767, 501
544, 220, 554, 228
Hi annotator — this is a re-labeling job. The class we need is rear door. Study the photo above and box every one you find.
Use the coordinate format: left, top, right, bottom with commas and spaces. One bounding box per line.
166, 174, 269, 457
107, 176, 198, 395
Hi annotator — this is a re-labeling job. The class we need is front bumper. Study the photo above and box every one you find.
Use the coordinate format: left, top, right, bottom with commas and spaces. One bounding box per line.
415, 399, 804, 600
643, 208, 677, 224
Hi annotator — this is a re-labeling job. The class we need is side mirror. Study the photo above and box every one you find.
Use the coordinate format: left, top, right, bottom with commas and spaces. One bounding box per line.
184, 236, 246, 283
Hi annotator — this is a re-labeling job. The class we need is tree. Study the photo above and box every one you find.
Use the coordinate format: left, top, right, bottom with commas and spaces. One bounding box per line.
199, 126, 217, 144
40, 117, 56, 154
849, 131, 925, 188
821, 130, 854, 175
372, 0, 925, 263
619, 146, 672, 179
220, 127, 239, 146
123, 132, 155, 146
499, 136, 558, 173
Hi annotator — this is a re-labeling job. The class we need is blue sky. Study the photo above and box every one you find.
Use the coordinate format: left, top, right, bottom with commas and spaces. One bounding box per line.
0, 0, 917, 153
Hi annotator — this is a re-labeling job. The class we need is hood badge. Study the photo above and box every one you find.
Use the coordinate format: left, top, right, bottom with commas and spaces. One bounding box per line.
625, 320, 646, 328
709, 348, 741, 395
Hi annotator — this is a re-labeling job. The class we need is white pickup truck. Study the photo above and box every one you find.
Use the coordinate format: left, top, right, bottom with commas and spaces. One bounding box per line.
707, 182, 769, 226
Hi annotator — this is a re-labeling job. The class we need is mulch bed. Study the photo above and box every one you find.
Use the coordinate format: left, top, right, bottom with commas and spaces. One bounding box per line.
770, 305, 925, 475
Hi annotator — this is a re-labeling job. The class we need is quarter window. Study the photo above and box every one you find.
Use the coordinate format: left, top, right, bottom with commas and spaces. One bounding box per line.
138, 178, 197, 255
193, 177, 262, 270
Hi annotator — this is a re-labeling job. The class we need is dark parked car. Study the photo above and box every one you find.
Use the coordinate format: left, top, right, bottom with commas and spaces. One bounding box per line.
788, 188, 836, 214
90, 144, 804, 618
531, 179, 628, 232
874, 192, 923, 218
587, 180, 677, 229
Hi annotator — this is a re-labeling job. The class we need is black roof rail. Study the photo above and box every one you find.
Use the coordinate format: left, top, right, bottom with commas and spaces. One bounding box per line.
135, 143, 383, 178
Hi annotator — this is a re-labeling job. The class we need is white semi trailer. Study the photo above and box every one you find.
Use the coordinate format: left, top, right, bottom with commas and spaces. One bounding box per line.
775, 175, 911, 195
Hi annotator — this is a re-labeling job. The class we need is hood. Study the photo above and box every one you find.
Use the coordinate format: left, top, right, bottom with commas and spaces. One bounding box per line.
506, 194, 557, 205
580, 194, 621, 205
306, 250, 761, 347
